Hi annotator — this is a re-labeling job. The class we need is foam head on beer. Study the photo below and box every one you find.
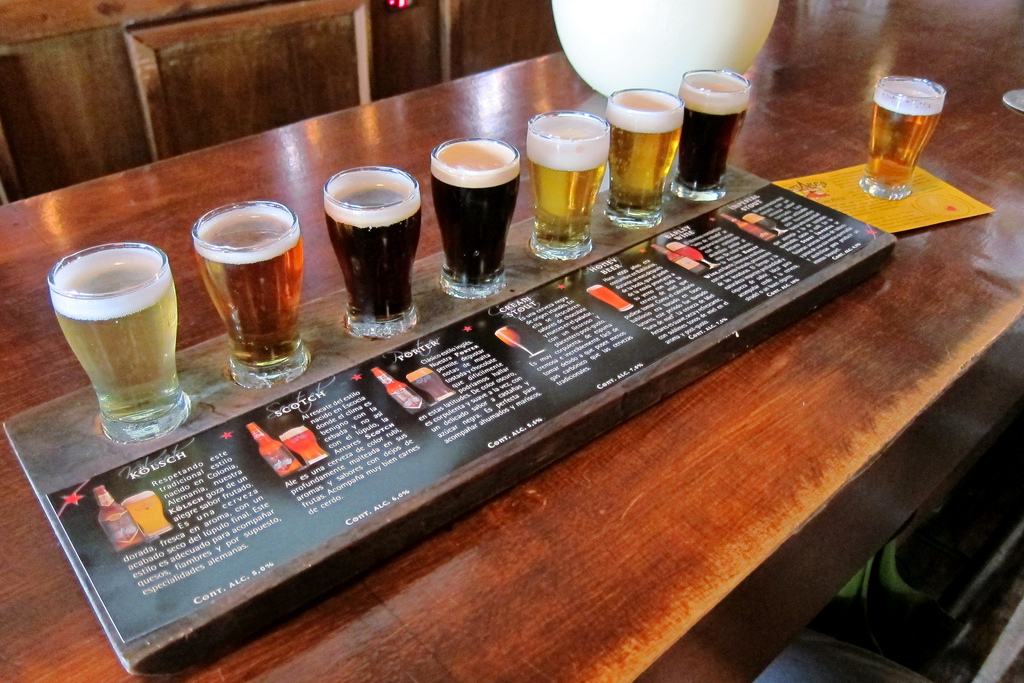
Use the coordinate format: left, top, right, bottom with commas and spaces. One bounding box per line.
605, 89, 685, 134
431, 139, 520, 189
49, 245, 172, 322
526, 111, 610, 172
874, 76, 945, 116
324, 167, 421, 227
678, 70, 751, 115
193, 202, 300, 265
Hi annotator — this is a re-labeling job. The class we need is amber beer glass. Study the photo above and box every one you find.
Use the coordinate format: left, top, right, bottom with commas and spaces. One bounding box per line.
48, 243, 190, 443
527, 111, 610, 260
860, 76, 945, 200
605, 89, 684, 228
673, 70, 751, 201
324, 166, 422, 338
193, 201, 309, 388
431, 138, 520, 298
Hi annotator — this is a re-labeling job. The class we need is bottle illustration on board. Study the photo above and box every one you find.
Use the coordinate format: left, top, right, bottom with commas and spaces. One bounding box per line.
743, 212, 788, 236
718, 212, 779, 240
246, 422, 304, 476
94, 486, 144, 551
372, 368, 424, 413
652, 243, 712, 274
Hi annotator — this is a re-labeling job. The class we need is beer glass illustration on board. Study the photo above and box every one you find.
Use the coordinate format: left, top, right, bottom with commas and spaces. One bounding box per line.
495, 326, 544, 357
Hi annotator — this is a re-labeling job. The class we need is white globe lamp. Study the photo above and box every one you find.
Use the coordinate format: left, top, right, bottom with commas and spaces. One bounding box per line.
552, 0, 780, 97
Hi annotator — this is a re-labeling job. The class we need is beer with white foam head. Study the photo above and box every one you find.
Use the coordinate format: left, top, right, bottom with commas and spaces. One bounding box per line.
48, 242, 190, 442
860, 76, 945, 200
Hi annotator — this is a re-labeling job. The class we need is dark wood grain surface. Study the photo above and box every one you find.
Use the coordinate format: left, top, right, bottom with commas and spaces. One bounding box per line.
1, 0, 1023, 680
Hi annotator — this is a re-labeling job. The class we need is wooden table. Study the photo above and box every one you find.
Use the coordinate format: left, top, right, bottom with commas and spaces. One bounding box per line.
2, 0, 1023, 680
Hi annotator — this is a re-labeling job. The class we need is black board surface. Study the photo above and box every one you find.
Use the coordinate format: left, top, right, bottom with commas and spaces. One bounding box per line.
7, 181, 895, 672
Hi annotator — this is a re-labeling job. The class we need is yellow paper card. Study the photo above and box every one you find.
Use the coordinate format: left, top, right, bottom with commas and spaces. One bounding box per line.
774, 166, 992, 233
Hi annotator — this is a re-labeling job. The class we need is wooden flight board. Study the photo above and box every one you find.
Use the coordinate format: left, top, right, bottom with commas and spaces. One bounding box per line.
4, 171, 895, 673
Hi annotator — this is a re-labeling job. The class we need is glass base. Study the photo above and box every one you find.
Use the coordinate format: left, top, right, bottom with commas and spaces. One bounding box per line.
230, 342, 310, 389
440, 272, 505, 299
605, 205, 663, 229
347, 305, 417, 339
529, 234, 593, 261
859, 174, 912, 200
671, 180, 725, 201
101, 391, 191, 444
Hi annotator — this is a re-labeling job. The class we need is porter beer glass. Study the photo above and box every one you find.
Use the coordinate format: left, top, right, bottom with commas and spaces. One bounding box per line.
48, 242, 190, 443
673, 70, 751, 201
527, 111, 610, 260
324, 166, 422, 338
193, 201, 309, 388
431, 138, 520, 298
605, 89, 684, 228
860, 76, 945, 200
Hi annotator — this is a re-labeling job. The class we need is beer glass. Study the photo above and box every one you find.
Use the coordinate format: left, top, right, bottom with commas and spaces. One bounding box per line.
527, 111, 610, 260
122, 491, 173, 539
48, 243, 190, 443
605, 89, 684, 228
324, 166, 422, 338
672, 70, 751, 201
431, 138, 521, 298
193, 201, 309, 389
860, 76, 945, 200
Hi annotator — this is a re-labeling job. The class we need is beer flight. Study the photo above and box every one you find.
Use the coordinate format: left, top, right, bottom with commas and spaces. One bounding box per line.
46, 69, 944, 445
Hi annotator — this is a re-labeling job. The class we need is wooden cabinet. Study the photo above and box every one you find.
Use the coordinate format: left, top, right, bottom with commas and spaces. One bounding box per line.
0, 0, 561, 201
127, 0, 370, 159
443, 0, 560, 80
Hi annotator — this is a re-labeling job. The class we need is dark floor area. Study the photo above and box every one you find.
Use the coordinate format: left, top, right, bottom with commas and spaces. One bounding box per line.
892, 410, 1024, 683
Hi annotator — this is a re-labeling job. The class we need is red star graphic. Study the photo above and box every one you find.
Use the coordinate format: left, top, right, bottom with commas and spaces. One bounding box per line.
221, 431, 233, 439
56, 480, 90, 517
557, 284, 566, 289
463, 326, 472, 332
352, 373, 363, 381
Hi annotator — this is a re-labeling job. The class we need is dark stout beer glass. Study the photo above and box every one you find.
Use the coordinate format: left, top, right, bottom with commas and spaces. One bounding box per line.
672, 70, 751, 201
324, 166, 422, 338
431, 138, 520, 298
193, 201, 309, 388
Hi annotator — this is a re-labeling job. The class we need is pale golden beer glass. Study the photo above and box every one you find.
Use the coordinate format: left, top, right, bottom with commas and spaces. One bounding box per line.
193, 201, 309, 388
860, 76, 945, 200
48, 243, 190, 443
527, 111, 610, 260
605, 89, 684, 228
